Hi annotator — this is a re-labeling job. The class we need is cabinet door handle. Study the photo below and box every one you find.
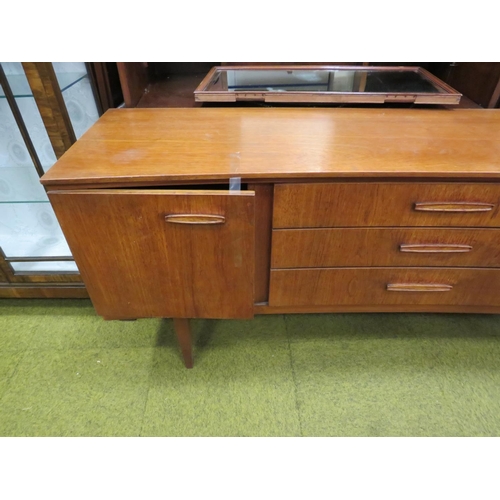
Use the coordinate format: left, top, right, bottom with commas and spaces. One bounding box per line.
387, 283, 453, 292
165, 214, 225, 225
399, 243, 473, 253
414, 202, 494, 212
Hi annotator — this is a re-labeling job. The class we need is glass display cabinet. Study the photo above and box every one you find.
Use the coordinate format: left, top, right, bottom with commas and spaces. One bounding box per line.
0, 62, 99, 297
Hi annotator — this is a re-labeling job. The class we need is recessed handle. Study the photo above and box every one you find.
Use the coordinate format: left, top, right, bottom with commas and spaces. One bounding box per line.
414, 202, 494, 212
399, 243, 473, 253
165, 214, 225, 225
387, 283, 453, 292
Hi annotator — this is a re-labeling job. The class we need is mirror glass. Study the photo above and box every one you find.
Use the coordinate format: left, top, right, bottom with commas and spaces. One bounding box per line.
205, 69, 447, 94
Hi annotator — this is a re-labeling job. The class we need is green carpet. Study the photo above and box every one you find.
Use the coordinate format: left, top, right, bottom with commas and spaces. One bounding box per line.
1, 299, 500, 436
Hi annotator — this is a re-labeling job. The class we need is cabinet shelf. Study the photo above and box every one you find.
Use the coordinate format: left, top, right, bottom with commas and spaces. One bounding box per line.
0, 202, 73, 259
0, 62, 98, 287
0, 167, 49, 204
0, 72, 87, 99
0, 200, 48, 204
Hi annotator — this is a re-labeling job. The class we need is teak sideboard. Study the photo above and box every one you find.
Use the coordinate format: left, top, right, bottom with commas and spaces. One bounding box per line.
40, 108, 500, 367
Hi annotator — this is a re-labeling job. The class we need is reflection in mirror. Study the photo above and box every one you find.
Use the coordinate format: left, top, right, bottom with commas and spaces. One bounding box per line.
207, 69, 447, 93
195, 66, 461, 105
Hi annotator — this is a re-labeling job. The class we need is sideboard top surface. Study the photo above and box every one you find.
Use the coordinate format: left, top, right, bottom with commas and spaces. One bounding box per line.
40, 108, 500, 187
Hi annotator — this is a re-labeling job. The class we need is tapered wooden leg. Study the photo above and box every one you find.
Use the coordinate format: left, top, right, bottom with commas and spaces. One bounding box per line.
173, 318, 194, 368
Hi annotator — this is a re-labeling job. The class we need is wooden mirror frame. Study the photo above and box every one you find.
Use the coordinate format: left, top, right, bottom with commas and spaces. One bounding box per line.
194, 65, 462, 105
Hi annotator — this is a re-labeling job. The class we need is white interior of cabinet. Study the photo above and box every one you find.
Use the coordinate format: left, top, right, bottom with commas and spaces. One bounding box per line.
0, 62, 97, 271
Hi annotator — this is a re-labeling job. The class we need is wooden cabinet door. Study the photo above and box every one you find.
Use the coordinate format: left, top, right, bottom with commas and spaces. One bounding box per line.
48, 189, 255, 319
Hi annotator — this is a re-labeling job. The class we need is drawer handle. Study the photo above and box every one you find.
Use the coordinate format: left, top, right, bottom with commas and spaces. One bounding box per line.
399, 243, 473, 253
165, 214, 225, 225
414, 202, 494, 212
387, 283, 453, 292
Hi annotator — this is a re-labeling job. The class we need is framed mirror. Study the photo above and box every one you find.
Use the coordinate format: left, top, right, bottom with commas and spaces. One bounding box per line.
194, 65, 462, 105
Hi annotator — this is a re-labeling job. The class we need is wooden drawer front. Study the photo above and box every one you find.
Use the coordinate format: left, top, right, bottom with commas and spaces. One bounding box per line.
271, 228, 500, 268
273, 183, 500, 228
269, 268, 500, 307
48, 189, 255, 320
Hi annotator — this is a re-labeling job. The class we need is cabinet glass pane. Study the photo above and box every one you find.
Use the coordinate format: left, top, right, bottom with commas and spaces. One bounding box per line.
11, 261, 78, 273
0, 62, 88, 98
0, 62, 57, 173
52, 63, 99, 138
0, 79, 48, 203
0, 167, 48, 203
0, 75, 74, 270
217, 69, 447, 93
0, 202, 72, 258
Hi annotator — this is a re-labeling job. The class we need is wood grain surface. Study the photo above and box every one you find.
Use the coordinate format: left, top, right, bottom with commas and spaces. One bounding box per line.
173, 318, 193, 368
273, 183, 500, 228
0, 263, 9, 283
48, 189, 255, 320
271, 228, 500, 268
116, 62, 148, 108
22, 62, 76, 158
249, 183, 273, 303
269, 268, 500, 307
0, 284, 88, 298
254, 303, 500, 315
40, 108, 500, 186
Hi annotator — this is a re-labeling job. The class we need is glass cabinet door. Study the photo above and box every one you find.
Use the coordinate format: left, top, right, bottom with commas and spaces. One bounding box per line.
0, 62, 99, 277
52, 62, 99, 139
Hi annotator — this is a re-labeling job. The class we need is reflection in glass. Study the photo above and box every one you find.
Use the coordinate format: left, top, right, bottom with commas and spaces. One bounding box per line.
52, 62, 99, 138
1, 62, 57, 173
0, 77, 50, 205
207, 69, 447, 94
0, 203, 72, 258
0, 73, 75, 271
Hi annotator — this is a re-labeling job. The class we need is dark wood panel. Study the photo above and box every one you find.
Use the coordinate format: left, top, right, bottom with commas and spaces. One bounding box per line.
269, 268, 500, 308
22, 62, 76, 158
148, 62, 218, 76
137, 74, 203, 108
116, 62, 148, 108
254, 303, 500, 314
449, 63, 500, 108
271, 228, 500, 268
173, 318, 193, 369
0, 262, 8, 282
86, 62, 105, 115
489, 76, 500, 109
3, 274, 83, 283
48, 189, 255, 320
431, 63, 500, 108
88, 62, 124, 112
249, 183, 273, 302
273, 183, 500, 228
0, 284, 88, 298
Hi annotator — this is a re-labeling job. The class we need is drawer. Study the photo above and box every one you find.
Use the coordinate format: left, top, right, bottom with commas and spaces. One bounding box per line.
269, 268, 500, 307
271, 228, 500, 268
273, 183, 500, 228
